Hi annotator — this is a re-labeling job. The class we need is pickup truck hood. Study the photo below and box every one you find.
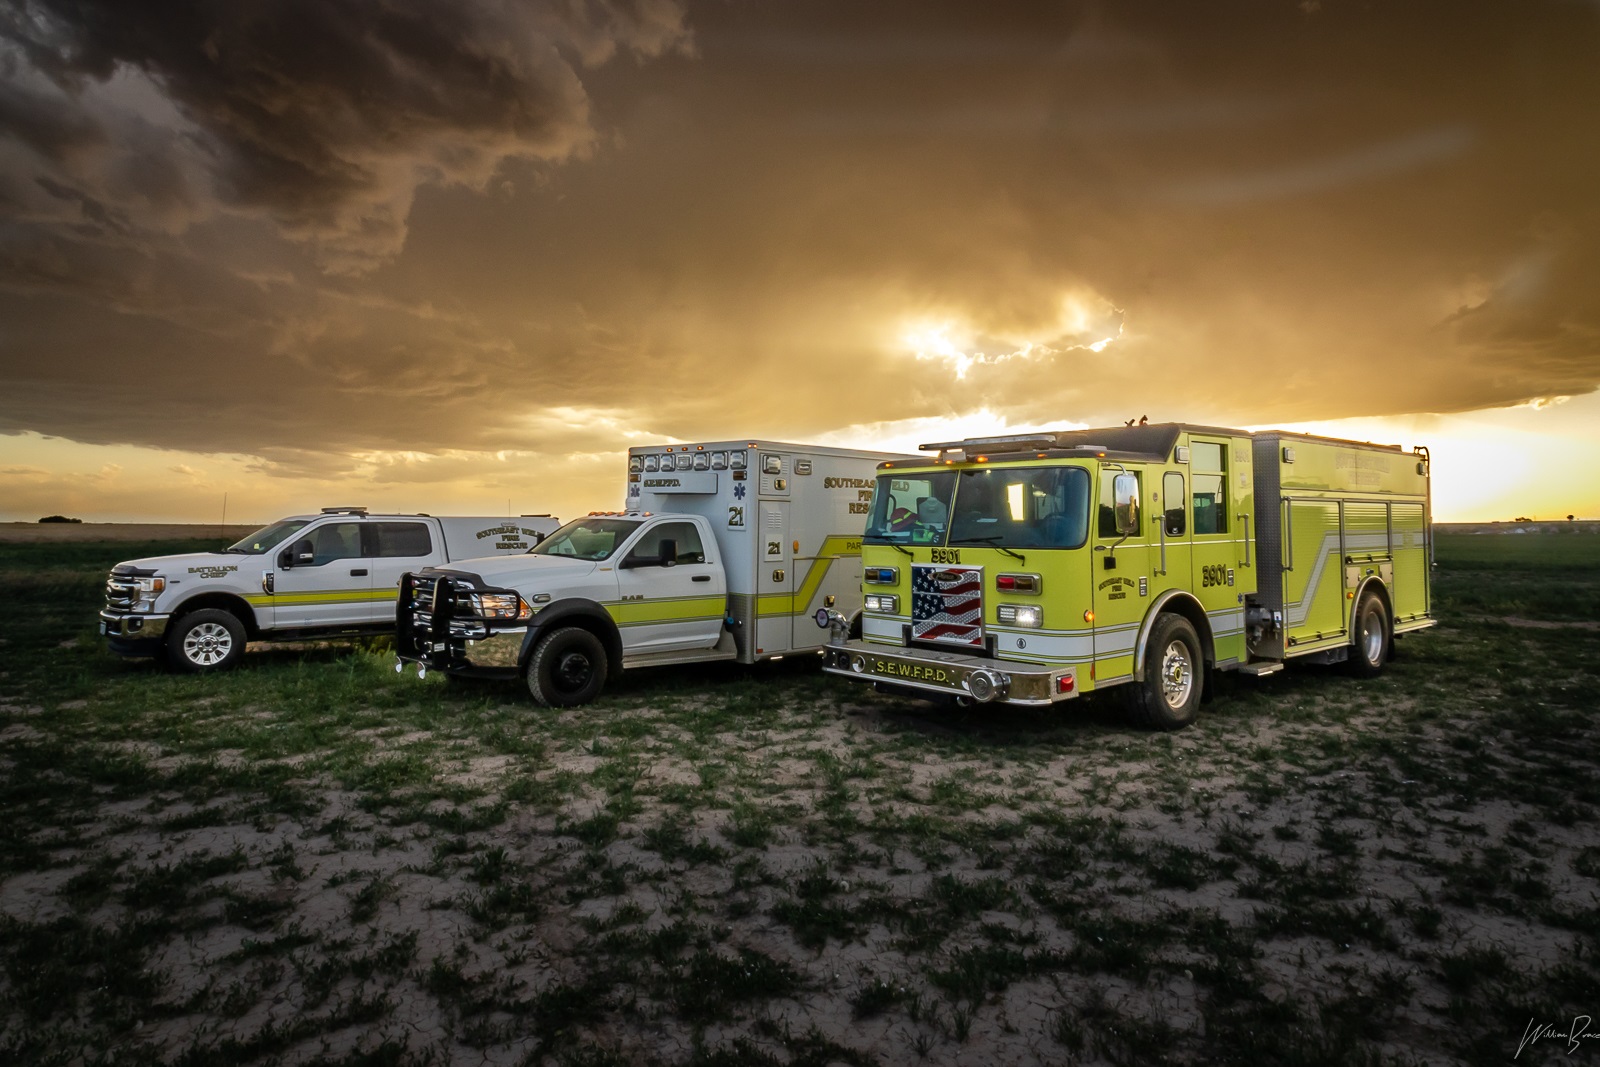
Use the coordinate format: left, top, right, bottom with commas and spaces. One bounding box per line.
437, 553, 598, 588
112, 551, 249, 576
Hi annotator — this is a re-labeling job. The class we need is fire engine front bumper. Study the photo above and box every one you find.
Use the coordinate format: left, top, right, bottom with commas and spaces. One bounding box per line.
99, 610, 170, 655
821, 641, 1079, 707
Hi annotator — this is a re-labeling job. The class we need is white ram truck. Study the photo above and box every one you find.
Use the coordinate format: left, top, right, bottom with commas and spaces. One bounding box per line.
395, 440, 915, 705
100, 508, 559, 672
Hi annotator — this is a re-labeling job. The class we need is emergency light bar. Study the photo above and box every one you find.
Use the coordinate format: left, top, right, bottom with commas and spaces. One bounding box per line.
919, 434, 1056, 453
918, 434, 1112, 455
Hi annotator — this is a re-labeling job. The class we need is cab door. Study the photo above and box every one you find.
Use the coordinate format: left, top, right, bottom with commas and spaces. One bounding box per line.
271, 520, 373, 628
1090, 469, 1151, 685
615, 520, 726, 654
364, 521, 435, 623
1153, 469, 1193, 600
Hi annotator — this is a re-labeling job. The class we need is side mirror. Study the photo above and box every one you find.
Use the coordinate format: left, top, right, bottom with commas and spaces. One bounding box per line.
283, 538, 315, 568
658, 539, 677, 567
1113, 473, 1140, 537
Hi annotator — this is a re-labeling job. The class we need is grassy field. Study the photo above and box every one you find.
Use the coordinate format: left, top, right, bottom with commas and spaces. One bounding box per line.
1, 533, 1597, 1066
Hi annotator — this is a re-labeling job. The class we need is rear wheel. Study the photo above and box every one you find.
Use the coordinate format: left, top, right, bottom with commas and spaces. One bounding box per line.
165, 609, 247, 673
1127, 614, 1203, 730
526, 627, 607, 707
1347, 590, 1391, 678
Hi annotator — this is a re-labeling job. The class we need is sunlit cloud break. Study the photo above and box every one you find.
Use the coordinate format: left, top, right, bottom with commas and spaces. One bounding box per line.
902, 312, 1122, 380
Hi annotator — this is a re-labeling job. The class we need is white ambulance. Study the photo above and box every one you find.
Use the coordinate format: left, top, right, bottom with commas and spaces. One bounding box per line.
101, 509, 560, 672
395, 441, 916, 705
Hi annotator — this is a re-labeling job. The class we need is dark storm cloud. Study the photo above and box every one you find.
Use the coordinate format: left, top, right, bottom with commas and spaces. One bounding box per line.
1, 0, 1598, 479
0, 0, 691, 263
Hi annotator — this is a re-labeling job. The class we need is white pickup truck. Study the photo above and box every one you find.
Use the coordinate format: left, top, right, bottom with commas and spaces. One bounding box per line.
100, 508, 559, 672
396, 440, 914, 705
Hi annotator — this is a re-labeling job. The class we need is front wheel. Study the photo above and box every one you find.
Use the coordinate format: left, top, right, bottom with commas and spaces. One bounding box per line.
165, 609, 247, 673
1126, 614, 1203, 730
526, 627, 608, 707
1347, 590, 1391, 678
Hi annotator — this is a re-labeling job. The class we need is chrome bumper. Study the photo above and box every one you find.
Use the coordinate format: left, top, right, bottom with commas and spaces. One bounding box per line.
821, 641, 1079, 706
99, 611, 170, 641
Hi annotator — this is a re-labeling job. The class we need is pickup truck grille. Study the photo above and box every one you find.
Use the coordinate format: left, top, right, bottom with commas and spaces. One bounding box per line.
105, 576, 141, 611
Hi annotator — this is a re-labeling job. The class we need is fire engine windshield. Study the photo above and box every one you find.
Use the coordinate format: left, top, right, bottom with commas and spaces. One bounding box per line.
529, 517, 641, 561
226, 519, 310, 554
947, 466, 1092, 549
863, 471, 957, 545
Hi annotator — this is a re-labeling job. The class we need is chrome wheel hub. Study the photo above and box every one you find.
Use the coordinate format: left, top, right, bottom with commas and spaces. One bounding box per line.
1160, 640, 1193, 708
183, 622, 233, 666
1361, 609, 1383, 663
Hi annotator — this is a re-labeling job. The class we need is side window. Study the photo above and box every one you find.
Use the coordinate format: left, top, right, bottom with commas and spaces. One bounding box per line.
1097, 471, 1142, 538
369, 522, 432, 558
1163, 472, 1186, 536
628, 522, 706, 564
1191, 442, 1228, 535
308, 522, 362, 566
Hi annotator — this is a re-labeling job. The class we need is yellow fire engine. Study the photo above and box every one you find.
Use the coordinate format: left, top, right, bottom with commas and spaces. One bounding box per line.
819, 423, 1433, 729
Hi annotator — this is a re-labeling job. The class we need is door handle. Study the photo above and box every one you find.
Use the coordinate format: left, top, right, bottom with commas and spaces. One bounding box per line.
691, 574, 711, 582
350, 568, 368, 576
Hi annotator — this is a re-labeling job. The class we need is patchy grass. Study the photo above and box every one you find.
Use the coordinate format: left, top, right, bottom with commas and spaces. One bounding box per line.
0, 533, 1597, 1065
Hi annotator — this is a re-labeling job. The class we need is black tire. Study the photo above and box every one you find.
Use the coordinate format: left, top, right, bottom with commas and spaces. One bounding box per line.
1347, 589, 1391, 678
165, 609, 247, 673
526, 627, 607, 707
1127, 614, 1203, 730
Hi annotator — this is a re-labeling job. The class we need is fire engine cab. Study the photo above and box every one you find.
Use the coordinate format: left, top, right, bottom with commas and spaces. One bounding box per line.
819, 423, 1434, 729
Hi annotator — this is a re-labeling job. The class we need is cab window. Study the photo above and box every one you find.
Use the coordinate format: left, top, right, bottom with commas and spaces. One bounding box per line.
627, 522, 706, 564
367, 522, 432, 557
307, 522, 363, 565
1163, 472, 1187, 536
1191, 441, 1228, 535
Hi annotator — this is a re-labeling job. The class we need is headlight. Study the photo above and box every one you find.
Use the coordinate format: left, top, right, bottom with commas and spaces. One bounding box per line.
997, 604, 1042, 628
134, 576, 166, 613
864, 567, 898, 584
469, 592, 531, 621
864, 594, 898, 614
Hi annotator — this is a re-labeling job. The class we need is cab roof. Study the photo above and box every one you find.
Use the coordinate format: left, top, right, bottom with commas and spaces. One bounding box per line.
914, 422, 1243, 465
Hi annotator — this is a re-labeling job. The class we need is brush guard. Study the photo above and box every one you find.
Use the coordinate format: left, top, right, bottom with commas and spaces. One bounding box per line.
396, 571, 484, 674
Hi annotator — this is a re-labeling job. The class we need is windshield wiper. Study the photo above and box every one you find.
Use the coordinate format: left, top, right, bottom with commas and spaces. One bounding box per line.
947, 536, 1026, 563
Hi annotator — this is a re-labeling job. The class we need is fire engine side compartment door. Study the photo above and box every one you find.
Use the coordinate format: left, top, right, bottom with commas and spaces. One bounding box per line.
790, 535, 863, 652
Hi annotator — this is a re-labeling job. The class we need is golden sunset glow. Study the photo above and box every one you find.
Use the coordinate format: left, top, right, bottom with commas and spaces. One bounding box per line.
1, 3, 1596, 524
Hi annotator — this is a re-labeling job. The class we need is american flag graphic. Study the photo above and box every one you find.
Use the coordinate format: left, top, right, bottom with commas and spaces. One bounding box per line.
911, 563, 984, 647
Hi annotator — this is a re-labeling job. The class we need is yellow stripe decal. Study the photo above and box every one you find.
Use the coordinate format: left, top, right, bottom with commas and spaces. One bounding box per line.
243, 588, 395, 608
757, 534, 861, 616
602, 595, 727, 626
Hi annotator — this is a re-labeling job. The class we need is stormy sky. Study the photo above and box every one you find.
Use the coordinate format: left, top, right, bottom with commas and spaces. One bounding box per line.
2, 0, 1598, 521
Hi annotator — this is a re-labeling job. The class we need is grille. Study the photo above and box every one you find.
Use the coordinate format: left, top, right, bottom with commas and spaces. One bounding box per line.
909, 563, 984, 648
105, 576, 140, 611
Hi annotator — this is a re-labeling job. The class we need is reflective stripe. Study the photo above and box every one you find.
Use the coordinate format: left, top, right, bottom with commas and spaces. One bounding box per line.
243, 588, 394, 608
603, 595, 727, 627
